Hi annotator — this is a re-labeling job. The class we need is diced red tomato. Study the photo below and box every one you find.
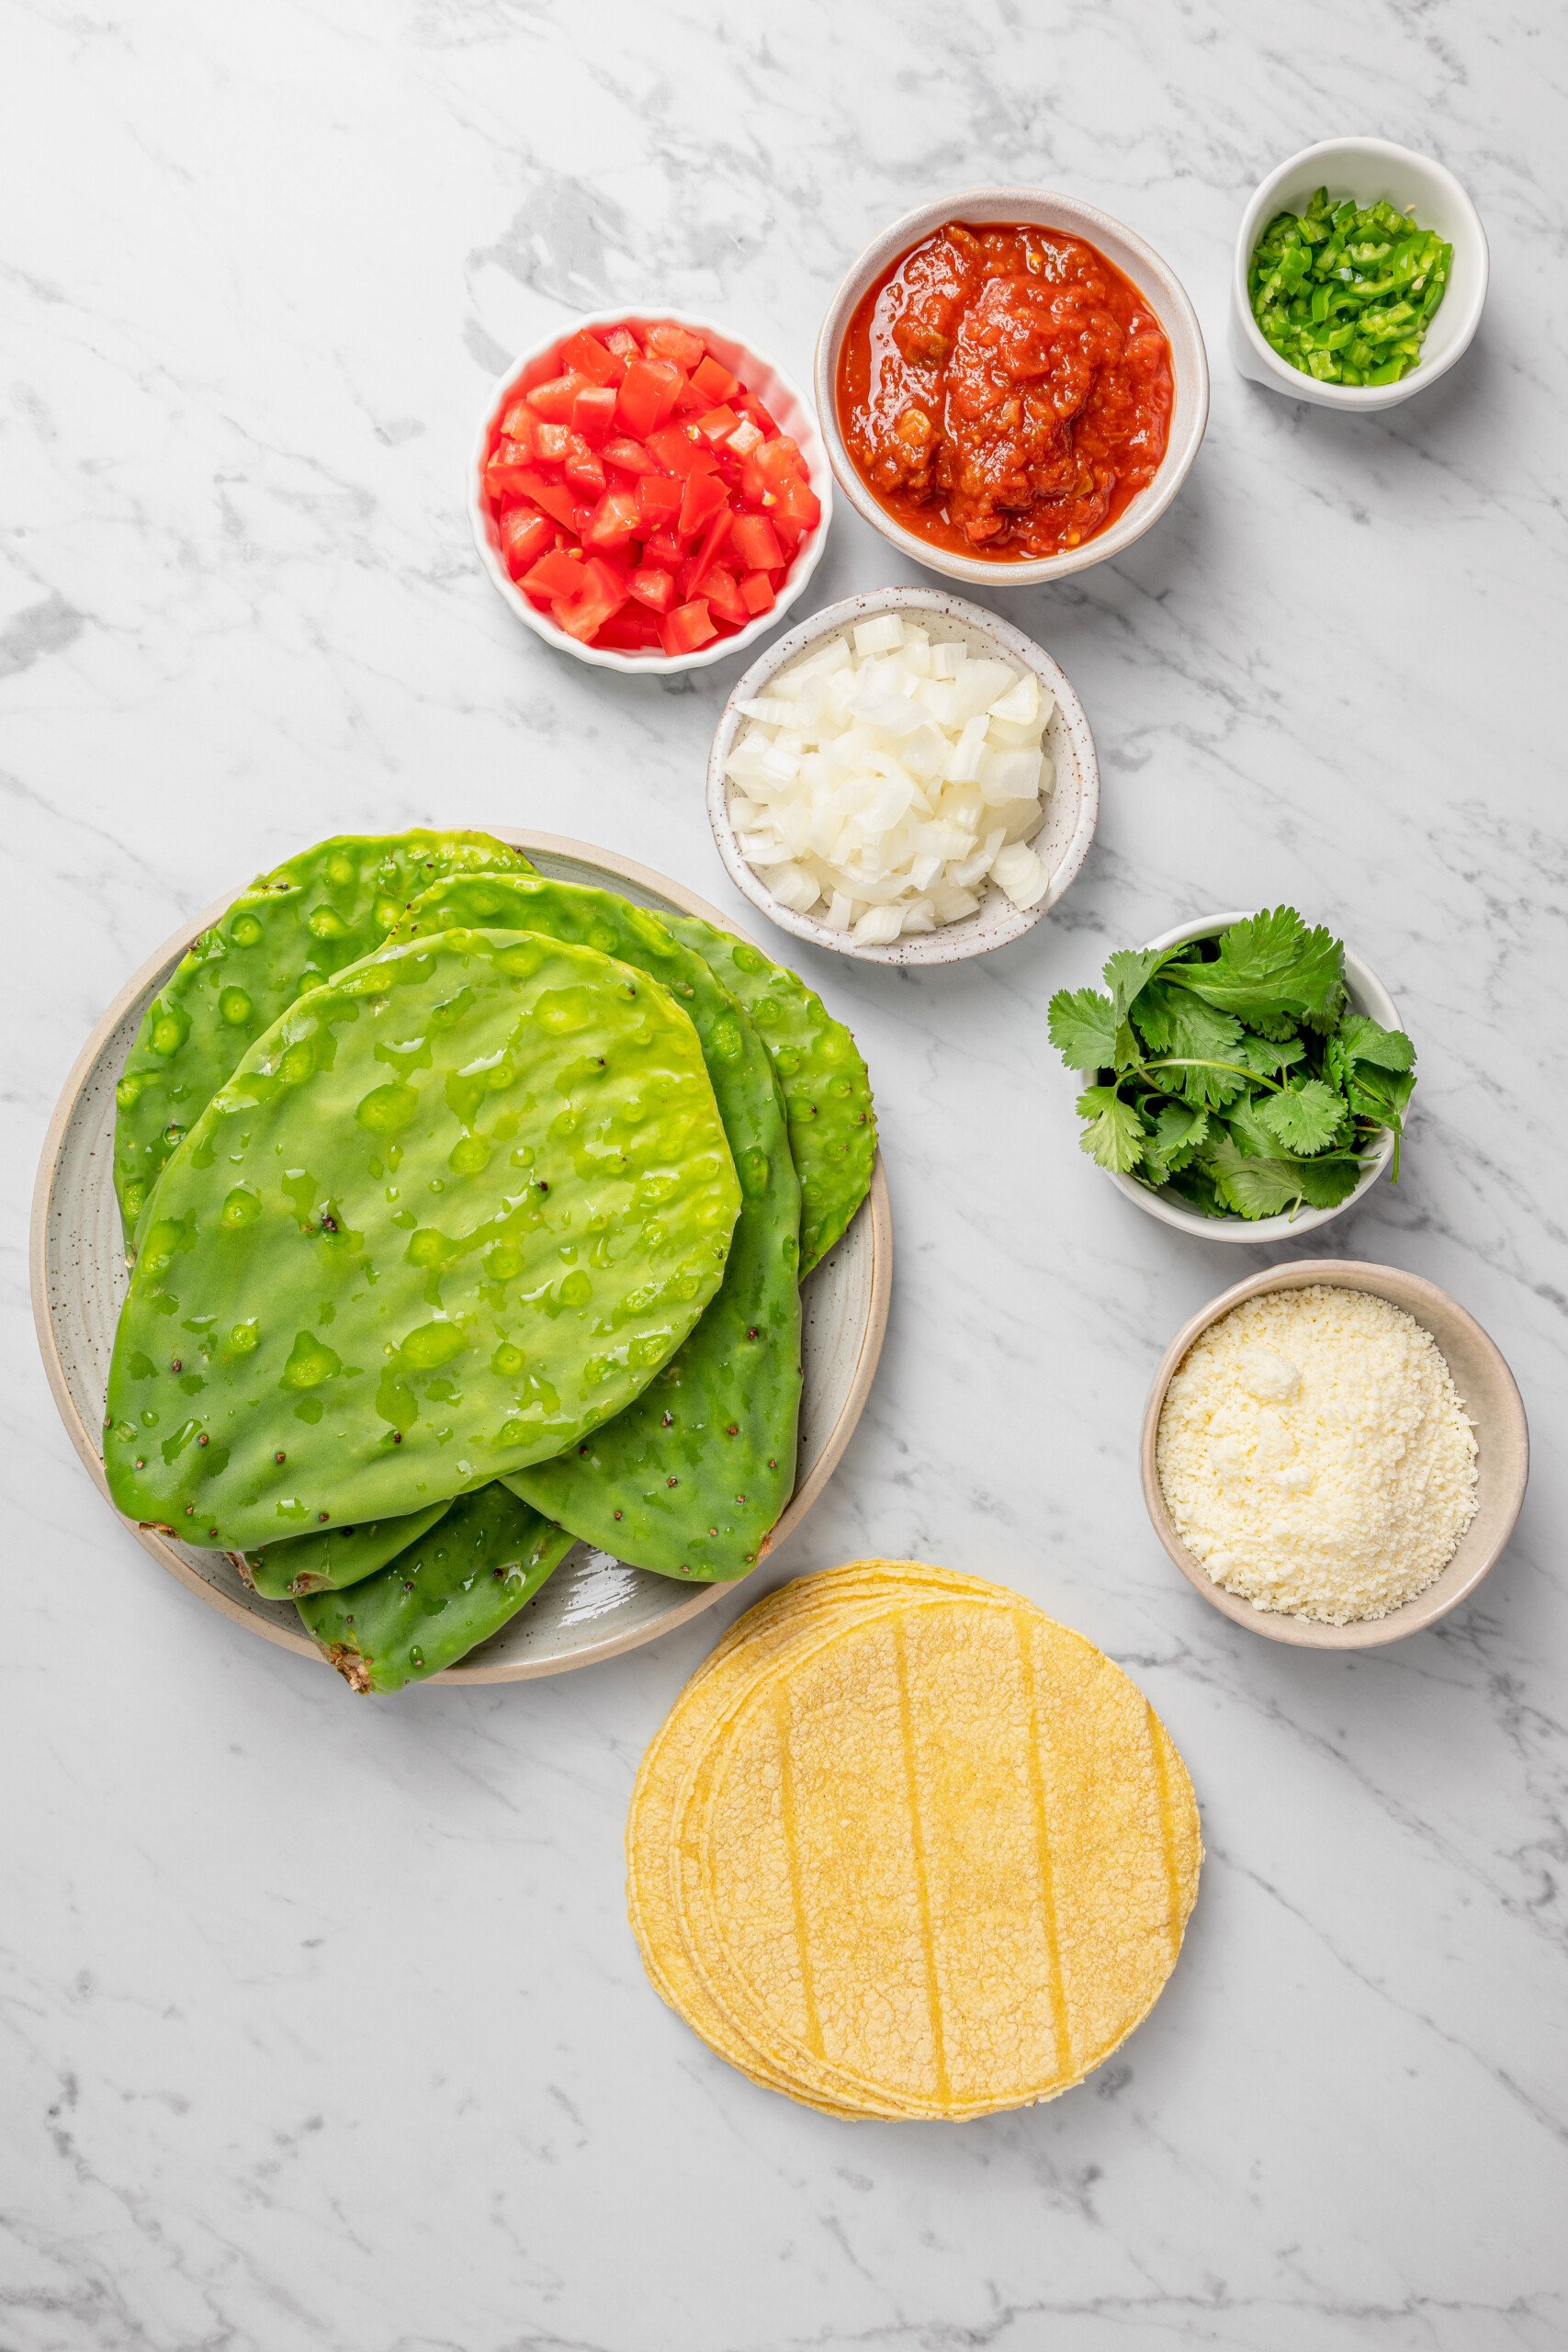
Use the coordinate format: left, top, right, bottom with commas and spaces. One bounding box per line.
692, 354, 741, 404
686, 506, 733, 593
513, 469, 586, 532
571, 384, 618, 445
635, 473, 682, 528
582, 489, 641, 551
529, 371, 590, 424
604, 436, 660, 478
498, 401, 539, 450
645, 422, 716, 480
705, 569, 750, 628
484, 440, 536, 498
628, 563, 677, 614
483, 320, 821, 655
773, 472, 821, 531
646, 321, 706, 371
498, 507, 555, 574
564, 443, 607, 497
522, 548, 587, 600
555, 554, 627, 643
678, 472, 729, 540
730, 513, 784, 571
616, 357, 684, 437
560, 329, 623, 388
660, 599, 717, 656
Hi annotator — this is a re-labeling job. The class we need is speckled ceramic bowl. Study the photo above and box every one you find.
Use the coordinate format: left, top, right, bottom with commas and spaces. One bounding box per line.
1104, 911, 1403, 1244
706, 586, 1099, 966
31, 834, 891, 1685
1232, 139, 1488, 413
468, 308, 832, 675
1141, 1260, 1529, 1650
814, 187, 1209, 588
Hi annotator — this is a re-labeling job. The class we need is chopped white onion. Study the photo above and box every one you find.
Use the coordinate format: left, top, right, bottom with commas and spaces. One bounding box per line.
726, 615, 1055, 942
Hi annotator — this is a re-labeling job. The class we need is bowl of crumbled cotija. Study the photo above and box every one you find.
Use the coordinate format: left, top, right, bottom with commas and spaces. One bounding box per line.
1142, 1260, 1529, 1649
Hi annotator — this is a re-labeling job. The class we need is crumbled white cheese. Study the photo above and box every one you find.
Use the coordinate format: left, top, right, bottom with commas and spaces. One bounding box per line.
1156, 1284, 1479, 1624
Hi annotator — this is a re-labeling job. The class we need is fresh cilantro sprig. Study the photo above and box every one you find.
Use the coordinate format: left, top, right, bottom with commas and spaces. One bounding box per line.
1047, 909, 1416, 1222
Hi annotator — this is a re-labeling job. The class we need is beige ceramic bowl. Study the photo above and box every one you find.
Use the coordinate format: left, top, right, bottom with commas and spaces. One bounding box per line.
1141, 1260, 1529, 1650
814, 187, 1209, 587
706, 585, 1099, 966
31, 833, 891, 1685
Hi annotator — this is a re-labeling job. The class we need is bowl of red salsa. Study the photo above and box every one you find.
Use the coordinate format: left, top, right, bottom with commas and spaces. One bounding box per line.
471, 310, 831, 672
817, 190, 1208, 586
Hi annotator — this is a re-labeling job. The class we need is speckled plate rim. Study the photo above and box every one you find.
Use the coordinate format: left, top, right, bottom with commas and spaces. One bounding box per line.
30, 831, 892, 1685
705, 585, 1100, 965
1139, 1258, 1529, 1650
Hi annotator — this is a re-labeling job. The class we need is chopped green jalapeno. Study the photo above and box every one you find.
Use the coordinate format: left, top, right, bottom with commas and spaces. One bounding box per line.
1248, 187, 1452, 388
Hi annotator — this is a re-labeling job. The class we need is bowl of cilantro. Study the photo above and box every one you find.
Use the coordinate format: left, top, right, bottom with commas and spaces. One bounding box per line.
1047, 909, 1416, 1242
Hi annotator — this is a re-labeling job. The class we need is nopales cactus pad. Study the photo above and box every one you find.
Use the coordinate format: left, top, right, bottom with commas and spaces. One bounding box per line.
113, 831, 536, 1247
297, 1482, 575, 1691
390, 874, 802, 1579
104, 928, 739, 1551
245, 1499, 454, 1599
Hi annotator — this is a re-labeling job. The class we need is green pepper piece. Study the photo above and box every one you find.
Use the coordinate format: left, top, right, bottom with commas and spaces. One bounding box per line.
297, 1483, 574, 1693
246, 1500, 454, 1599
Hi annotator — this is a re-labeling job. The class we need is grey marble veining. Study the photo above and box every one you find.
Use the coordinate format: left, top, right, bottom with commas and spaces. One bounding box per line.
3, 2, 1565, 2346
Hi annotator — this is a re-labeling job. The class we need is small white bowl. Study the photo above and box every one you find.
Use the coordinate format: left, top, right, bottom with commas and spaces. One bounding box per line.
813, 187, 1208, 589
1231, 139, 1488, 412
468, 307, 833, 676
706, 586, 1100, 966
1104, 911, 1403, 1243
1141, 1260, 1529, 1650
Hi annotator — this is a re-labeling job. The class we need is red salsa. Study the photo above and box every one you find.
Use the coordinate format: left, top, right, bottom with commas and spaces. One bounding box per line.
481, 320, 821, 657
836, 220, 1173, 560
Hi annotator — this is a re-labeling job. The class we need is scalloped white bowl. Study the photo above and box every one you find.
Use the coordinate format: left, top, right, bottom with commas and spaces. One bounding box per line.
468, 308, 832, 675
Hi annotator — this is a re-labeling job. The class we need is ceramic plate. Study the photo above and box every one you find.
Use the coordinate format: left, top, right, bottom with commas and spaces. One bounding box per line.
31, 832, 891, 1684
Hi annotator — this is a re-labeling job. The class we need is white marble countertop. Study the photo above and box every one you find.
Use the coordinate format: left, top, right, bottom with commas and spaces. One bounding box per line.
5, 4, 1565, 2346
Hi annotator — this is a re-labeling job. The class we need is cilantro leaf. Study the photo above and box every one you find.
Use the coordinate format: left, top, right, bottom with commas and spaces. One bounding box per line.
1255, 1079, 1345, 1155
1133, 983, 1249, 1108
1292, 1153, 1367, 1209
1103, 946, 1170, 1019
1237, 1033, 1305, 1076
1047, 986, 1119, 1071
1204, 1136, 1305, 1219
1345, 1062, 1416, 1131
1338, 1013, 1416, 1073
1143, 1102, 1209, 1182
1074, 1085, 1145, 1173
1175, 906, 1346, 1027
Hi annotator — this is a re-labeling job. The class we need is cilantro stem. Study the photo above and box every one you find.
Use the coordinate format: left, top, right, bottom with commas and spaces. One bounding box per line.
1135, 1055, 1289, 1095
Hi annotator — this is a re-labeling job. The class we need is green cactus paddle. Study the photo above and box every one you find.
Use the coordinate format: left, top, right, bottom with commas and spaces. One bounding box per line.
104, 928, 740, 1552
389, 874, 802, 1581
297, 1482, 574, 1692
245, 1499, 454, 1599
113, 831, 536, 1247
660, 912, 875, 1274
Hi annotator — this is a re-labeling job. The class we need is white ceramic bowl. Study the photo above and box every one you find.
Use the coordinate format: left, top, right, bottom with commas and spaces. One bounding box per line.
1104, 911, 1403, 1243
1231, 139, 1488, 412
468, 307, 833, 675
706, 586, 1100, 967
813, 187, 1208, 588
1141, 1260, 1529, 1650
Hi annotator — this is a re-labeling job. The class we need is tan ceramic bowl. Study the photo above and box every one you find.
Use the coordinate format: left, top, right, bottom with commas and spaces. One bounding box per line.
1141, 1260, 1529, 1650
814, 186, 1209, 587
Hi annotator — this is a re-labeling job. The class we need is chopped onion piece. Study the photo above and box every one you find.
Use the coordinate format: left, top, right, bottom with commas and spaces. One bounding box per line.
726, 619, 1055, 938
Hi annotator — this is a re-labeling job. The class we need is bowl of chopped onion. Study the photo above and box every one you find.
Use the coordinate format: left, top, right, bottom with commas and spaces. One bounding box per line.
705, 587, 1099, 963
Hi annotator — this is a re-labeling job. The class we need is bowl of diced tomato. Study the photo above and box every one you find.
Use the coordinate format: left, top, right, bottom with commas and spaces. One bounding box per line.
470, 311, 832, 672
